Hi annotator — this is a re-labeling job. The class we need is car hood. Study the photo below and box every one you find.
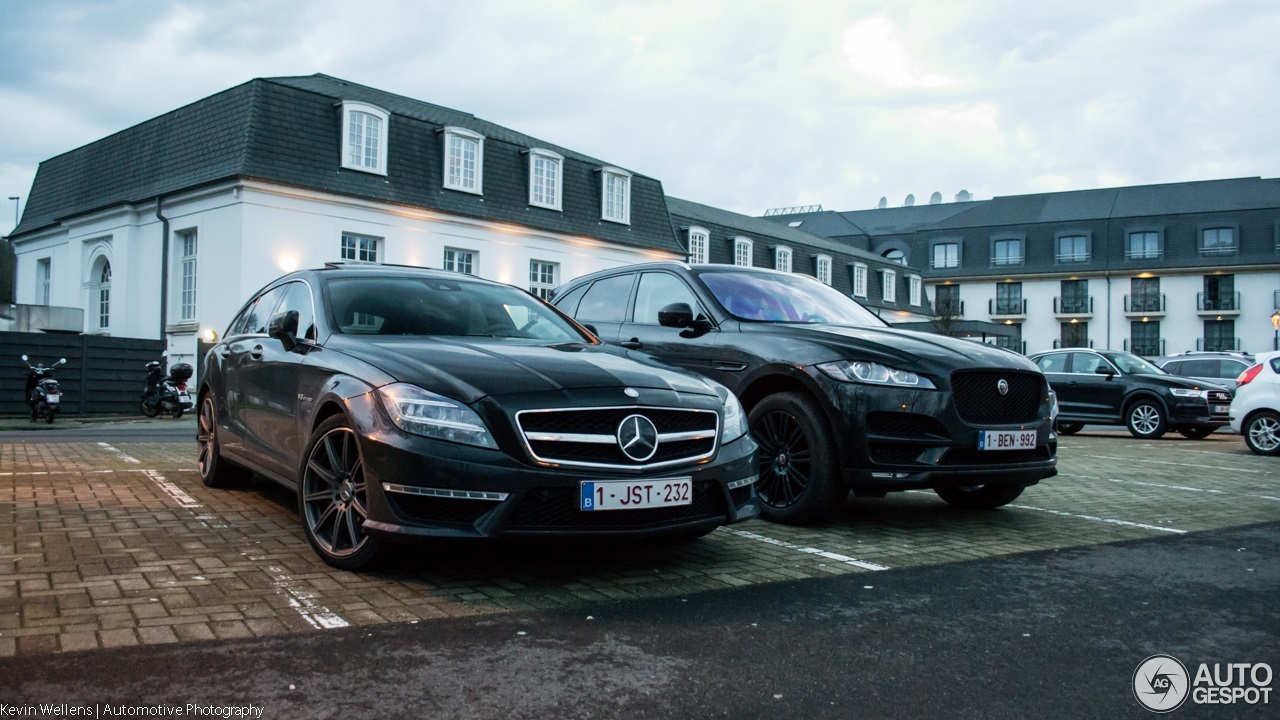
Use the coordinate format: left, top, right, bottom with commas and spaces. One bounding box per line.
1139, 374, 1230, 392
752, 323, 1041, 373
325, 336, 717, 404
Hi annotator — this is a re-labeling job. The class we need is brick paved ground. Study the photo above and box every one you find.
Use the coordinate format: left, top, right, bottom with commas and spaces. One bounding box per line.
0, 429, 1276, 656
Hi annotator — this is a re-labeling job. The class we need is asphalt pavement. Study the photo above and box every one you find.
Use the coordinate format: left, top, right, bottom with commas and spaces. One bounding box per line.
2, 521, 1275, 719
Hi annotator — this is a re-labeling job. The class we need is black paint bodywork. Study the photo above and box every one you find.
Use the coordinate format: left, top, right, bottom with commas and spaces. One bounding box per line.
199, 266, 760, 541
554, 263, 1059, 496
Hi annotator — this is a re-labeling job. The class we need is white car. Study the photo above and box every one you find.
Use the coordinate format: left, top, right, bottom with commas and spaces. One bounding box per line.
1229, 351, 1280, 456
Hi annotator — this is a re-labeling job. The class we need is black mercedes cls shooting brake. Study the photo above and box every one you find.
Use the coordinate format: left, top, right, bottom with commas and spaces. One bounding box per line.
553, 263, 1058, 523
197, 264, 760, 570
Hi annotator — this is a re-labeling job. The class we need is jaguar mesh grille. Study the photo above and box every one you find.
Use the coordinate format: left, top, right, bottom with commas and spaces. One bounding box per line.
949, 371, 1044, 425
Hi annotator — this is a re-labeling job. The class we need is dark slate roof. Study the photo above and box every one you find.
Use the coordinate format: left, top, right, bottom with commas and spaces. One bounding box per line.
14, 74, 682, 255
666, 197, 890, 264
759, 209, 870, 239
830, 202, 982, 235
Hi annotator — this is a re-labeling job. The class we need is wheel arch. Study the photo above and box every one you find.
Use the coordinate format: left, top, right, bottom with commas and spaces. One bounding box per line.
1122, 390, 1168, 418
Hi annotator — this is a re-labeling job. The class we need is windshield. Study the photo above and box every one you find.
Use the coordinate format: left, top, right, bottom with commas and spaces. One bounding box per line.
326, 276, 588, 342
1103, 351, 1166, 376
697, 270, 887, 326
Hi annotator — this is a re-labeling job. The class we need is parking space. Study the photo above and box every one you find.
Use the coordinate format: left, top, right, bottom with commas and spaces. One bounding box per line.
0, 430, 1276, 657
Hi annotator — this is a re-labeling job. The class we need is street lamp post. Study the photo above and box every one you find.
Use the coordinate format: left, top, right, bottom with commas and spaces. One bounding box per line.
7, 196, 17, 229
1272, 310, 1280, 352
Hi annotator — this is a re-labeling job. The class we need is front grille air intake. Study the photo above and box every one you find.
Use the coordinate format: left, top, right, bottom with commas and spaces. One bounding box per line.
949, 370, 1044, 425
516, 406, 719, 470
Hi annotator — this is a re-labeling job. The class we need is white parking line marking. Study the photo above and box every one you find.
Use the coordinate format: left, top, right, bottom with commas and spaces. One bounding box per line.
1107, 478, 1226, 494
722, 528, 889, 571
1261, 496, 1280, 502
247, 558, 350, 629
144, 469, 202, 508
97, 441, 141, 464
1089, 454, 1260, 473
1008, 504, 1186, 534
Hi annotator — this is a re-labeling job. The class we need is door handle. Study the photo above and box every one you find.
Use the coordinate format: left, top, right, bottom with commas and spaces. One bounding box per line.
250, 344, 264, 360
620, 339, 643, 350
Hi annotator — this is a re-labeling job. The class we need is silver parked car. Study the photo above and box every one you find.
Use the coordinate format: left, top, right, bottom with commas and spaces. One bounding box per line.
1156, 352, 1255, 391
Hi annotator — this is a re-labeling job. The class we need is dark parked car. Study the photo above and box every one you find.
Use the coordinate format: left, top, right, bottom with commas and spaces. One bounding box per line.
552, 263, 1058, 522
197, 264, 759, 570
1029, 348, 1232, 439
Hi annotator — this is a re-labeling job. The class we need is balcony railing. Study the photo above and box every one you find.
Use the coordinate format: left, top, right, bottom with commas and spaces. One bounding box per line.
991, 256, 1024, 267
1055, 252, 1090, 263
1123, 338, 1166, 357
1053, 339, 1094, 349
1199, 244, 1238, 257
1197, 292, 1241, 312
1054, 296, 1094, 315
994, 339, 1028, 355
1124, 294, 1167, 313
933, 299, 964, 316
988, 298, 1027, 316
1198, 337, 1241, 352
1125, 248, 1161, 260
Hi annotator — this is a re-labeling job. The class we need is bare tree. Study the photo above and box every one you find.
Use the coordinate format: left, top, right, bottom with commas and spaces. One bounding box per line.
928, 296, 964, 337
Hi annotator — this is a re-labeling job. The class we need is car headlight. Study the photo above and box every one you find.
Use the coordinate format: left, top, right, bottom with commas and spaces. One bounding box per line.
704, 379, 748, 443
816, 360, 936, 389
1170, 388, 1207, 399
1049, 390, 1059, 421
376, 383, 498, 449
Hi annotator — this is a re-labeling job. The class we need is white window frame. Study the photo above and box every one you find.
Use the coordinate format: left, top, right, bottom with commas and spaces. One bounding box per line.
529, 260, 559, 300
882, 269, 897, 303
774, 246, 792, 273
908, 275, 922, 306
340, 101, 389, 176
601, 167, 631, 224
36, 257, 51, 305
97, 259, 111, 330
528, 149, 563, 211
852, 263, 868, 298
687, 226, 709, 264
815, 255, 832, 285
442, 126, 485, 195
733, 237, 754, 267
932, 242, 960, 269
178, 229, 198, 322
340, 233, 382, 263
443, 247, 477, 275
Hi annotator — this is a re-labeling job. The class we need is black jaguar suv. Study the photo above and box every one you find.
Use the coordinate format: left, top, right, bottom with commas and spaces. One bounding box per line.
553, 263, 1058, 523
197, 264, 759, 570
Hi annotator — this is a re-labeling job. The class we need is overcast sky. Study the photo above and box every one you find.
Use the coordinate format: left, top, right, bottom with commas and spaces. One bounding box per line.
3, 0, 1279, 236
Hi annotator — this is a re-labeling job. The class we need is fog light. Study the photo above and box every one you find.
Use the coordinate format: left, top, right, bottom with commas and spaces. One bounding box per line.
727, 474, 758, 490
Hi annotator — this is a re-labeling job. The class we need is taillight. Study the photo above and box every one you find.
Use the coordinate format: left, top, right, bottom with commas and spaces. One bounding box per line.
1237, 364, 1263, 387
178, 384, 187, 391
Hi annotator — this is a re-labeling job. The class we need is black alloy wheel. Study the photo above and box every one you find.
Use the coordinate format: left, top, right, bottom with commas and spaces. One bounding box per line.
299, 415, 382, 570
197, 394, 252, 488
1178, 427, 1214, 440
1056, 420, 1084, 435
935, 483, 1025, 510
747, 392, 843, 524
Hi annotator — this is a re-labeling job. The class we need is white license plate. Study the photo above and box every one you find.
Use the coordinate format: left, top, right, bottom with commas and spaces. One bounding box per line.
1213, 405, 1229, 414
580, 477, 693, 511
178, 393, 193, 407
978, 430, 1037, 451
46, 394, 59, 404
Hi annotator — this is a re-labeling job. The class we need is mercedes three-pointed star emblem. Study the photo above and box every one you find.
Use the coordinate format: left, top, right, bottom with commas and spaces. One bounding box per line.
616, 414, 659, 462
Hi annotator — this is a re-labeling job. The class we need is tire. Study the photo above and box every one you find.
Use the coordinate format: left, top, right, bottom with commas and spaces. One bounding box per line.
747, 392, 845, 524
141, 398, 160, 418
170, 405, 184, 420
45, 409, 55, 424
1243, 411, 1280, 456
196, 394, 253, 488
1178, 427, 1214, 440
1125, 398, 1167, 439
298, 414, 383, 571
1056, 421, 1084, 435
35, 401, 49, 423
935, 483, 1025, 510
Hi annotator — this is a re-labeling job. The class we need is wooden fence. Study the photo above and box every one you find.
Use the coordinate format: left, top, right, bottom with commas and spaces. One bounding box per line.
0, 332, 166, 416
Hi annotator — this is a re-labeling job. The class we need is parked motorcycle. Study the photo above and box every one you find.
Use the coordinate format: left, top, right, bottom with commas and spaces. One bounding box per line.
22, 355, 67, 424
141, 352, 195, 419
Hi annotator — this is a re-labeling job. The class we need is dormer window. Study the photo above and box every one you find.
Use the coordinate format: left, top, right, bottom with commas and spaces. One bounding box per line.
443, 127, 484, 194
340, 102, 389, 175
734, 237, 753, 267
528, 149, 563, 210
774, 246, 792, 272
852, 263, 868, 298
815, 255, 832, 285
601, 167, 631, 224
687, 227, 709, 264
882, 269, 897, 302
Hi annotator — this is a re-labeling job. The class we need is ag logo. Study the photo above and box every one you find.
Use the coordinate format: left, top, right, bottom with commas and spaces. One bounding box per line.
1134, 654, 1190, 712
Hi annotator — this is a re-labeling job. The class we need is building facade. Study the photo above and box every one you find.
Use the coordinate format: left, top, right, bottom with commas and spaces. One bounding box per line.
764, 178, 1280, 357
7, 75, 683, 370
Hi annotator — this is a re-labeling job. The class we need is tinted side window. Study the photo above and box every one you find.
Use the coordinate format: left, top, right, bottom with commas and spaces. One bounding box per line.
244, 286, 289, 336
553, 283, 589, 317
1036, 354, 1068, 373
633, 273, 704, 324
577, 275, 634, 323
1160, 360, 1183, 375
276, 282, 318, 341
227, 300, 258, 338
1071, 353, 1106, 374
1219, 360, 1250, 379
1180, 359, 1218, 377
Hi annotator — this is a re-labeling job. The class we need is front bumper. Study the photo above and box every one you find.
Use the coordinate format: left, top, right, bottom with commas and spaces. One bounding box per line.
347, 393, 761, 542
815, 370, 1058, 495
1168, 395, 1230, 430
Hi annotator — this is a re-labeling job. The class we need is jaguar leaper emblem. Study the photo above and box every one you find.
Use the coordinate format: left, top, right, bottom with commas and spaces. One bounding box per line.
997, 378, 1010, 396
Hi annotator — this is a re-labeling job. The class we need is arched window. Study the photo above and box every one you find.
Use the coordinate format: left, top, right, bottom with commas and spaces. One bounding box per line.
883, 248, 906, 265
96, 259, 111, 330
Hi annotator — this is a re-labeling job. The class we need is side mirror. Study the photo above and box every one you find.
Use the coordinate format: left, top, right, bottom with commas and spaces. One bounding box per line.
581, 323, 599, 338
269, 310, 300, 351
1095, 365, 1116, 377
658, 302, 694, 328
20, 354, 27, 362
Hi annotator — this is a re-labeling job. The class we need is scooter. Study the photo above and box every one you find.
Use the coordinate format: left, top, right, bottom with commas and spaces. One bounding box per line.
141, 352, 195, 419
22, 355, 67, 424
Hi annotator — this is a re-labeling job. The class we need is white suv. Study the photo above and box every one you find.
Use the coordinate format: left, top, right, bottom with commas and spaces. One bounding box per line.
1229, 351, 1280, 456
